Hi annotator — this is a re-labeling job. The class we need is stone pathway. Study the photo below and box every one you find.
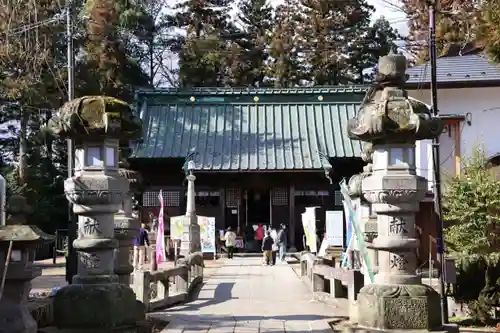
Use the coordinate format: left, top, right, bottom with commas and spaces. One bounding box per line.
152, 257, 347, 332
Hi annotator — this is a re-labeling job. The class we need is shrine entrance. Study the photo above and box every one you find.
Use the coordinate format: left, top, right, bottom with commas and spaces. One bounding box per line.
243, 189, 271, 228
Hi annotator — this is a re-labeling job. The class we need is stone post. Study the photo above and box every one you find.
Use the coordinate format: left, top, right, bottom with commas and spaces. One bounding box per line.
49, 96, 143, 331
0, 195, 53, 333
346, 51, 451, 332
180, 160, 201, 256
115, 149, 142, 284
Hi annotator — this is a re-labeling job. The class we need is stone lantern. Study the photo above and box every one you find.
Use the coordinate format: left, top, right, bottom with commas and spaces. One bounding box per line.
0, 195, 54, 333
47, 96, 143, 331
180, 160, 201, 257
345, 51, 453, 332
115, 147, 142, 284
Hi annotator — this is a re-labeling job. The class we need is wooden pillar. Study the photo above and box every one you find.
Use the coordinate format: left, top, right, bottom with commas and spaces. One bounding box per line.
220, 188, 225, 231
180, 181, 186, 215
454, 122, 461, 176
289, 185, 296, 249
237, 187, 242, 234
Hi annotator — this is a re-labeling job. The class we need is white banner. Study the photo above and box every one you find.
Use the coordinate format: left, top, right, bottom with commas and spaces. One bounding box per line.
197, 216, 216, 255
302, 207, 317, 253
156, 190, 166, 264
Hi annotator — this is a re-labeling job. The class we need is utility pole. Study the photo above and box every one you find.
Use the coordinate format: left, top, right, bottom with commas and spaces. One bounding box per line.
65, 0, 77, 285
428, 0, 449, 324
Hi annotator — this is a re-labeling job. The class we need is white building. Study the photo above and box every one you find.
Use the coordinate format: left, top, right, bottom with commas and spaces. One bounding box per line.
406, 50, 500, 188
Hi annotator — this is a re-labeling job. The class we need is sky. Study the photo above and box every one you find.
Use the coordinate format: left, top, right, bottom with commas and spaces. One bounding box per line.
365, 0, 408, 36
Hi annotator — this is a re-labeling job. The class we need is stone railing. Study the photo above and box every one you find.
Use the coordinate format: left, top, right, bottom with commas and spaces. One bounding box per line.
299, 252, 316, 287
133, 252, 204, 312
300, 252, 362, 319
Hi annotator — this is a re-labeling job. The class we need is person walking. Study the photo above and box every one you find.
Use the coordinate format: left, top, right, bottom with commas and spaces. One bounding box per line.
277, 224, 287, 264
261, 231, 274, 265
133, 223, 150, 270
224, 227, 237, 259
255, 223, 264, 251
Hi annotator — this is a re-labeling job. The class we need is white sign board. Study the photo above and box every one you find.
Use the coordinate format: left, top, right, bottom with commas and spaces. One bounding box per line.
197, 216, 216, 258
325, 210, 343, 247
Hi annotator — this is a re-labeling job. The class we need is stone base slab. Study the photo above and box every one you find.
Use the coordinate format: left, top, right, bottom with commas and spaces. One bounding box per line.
0, 303, 38, 333
38, 326, 140, 333
53, 283, 141, 330
331, 320, 459, 333
357, 284, 442, 330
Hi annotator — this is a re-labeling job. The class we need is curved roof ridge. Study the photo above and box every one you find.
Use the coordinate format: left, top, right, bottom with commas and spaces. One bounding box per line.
135, 85, 369, 97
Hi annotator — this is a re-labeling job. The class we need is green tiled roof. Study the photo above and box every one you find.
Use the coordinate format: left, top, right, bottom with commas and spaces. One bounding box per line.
131, 87, 366, 170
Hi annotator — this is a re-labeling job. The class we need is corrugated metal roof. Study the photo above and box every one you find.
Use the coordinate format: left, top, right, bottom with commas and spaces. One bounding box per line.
131, 88, 364, 171
406, 54, 500, 84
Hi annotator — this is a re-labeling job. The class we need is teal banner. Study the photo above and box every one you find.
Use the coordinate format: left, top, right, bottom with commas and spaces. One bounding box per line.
339, 179, 375, 283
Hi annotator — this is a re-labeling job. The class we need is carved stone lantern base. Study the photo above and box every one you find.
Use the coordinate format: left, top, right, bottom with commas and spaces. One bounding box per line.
332, 317, 459, 333
53, 283, 140, 330
357, 284, 442, 330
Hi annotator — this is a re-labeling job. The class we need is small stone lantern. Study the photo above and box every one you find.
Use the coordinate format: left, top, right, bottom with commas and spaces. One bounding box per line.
180, 160, 201, 257
115, 147, 142, 284
47, 96, 143, 331
0, 195, 54, 333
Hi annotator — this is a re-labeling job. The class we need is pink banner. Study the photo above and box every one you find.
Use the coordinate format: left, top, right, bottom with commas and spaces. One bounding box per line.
156, 190, 166, 264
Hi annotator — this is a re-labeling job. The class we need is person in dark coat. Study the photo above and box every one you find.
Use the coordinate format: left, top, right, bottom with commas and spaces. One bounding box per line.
261, 231, 274, 265
133, 223, 150, 270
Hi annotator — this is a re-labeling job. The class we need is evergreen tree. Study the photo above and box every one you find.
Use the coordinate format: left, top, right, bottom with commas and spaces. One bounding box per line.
267, 0, 302, 87
0, 0, 65, 185
401, 0, 479, 61
345, 17, 400, 84
295, 0, 376, 85
78, 0, 150, 102
179, 32, 230, 87
135, 0, 178, 87
227, 0, 274, 87
0, 0, 68, 232
170, 0, 235, 87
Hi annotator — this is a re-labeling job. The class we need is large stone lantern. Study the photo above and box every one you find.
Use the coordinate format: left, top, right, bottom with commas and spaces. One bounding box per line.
47, 96, 143, 331
0, 195, 54, 333
345, 51, 452, 332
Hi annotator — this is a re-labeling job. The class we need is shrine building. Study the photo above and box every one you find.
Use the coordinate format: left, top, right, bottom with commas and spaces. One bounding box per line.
128, 86, 458, 252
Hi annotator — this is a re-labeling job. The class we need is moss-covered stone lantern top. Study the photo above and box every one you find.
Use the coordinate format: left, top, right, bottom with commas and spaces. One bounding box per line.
347, 50, 444, 144
47, 96, 142, 142
0, 195, 54, 243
